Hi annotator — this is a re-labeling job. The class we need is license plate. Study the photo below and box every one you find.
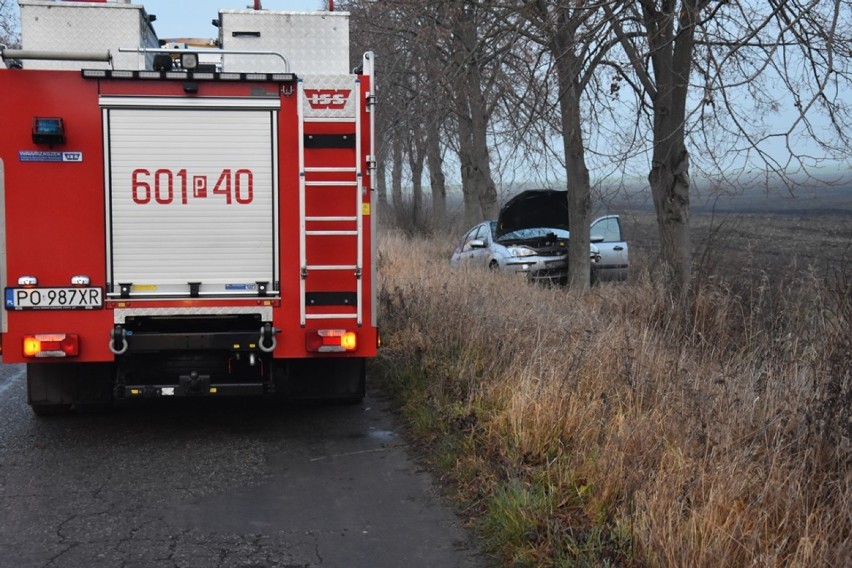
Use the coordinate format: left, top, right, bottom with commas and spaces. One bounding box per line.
5, 287, 103, 310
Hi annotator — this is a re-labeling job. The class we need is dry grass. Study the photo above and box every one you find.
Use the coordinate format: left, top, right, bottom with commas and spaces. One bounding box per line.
374, 228, 851, 567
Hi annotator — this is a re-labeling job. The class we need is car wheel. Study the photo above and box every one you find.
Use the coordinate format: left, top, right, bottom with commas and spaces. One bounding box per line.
489, 260, 499, 270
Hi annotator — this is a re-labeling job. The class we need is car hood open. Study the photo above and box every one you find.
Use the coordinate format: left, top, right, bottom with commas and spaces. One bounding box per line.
494, 189, 569, 239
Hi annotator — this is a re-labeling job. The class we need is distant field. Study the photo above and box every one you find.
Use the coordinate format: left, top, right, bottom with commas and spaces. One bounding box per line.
607, 184, 852, 281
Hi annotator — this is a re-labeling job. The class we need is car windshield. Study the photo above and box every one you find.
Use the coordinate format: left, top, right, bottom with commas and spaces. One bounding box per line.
497, 227, 570, 242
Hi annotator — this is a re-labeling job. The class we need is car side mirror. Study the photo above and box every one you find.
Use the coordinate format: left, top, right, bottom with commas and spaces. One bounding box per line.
591, 235, 604, 243
470, 239, 486, 248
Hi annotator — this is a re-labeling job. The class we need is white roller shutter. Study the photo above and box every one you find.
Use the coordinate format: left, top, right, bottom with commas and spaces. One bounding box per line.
103, 98, 279, 297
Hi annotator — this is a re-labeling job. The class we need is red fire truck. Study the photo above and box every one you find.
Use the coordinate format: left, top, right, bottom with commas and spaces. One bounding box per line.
0, 1, 378, 414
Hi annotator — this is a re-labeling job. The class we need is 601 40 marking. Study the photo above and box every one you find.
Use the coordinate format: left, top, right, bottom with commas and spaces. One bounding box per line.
131, 168, 254, 205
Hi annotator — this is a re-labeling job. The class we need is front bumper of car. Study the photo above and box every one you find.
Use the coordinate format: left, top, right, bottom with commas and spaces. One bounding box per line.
503, 256, 568, 284
502, 253, 601, 284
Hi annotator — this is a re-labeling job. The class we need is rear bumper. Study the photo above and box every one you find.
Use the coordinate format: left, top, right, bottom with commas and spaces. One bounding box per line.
117, 381, 267, 399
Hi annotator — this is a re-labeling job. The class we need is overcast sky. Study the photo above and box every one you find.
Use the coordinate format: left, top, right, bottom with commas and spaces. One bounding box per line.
142, 0, 327, 39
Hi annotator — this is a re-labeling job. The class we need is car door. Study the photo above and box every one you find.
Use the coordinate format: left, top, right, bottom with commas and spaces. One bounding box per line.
591, 215, 629, 281
467, 223, 493, 268
451, 223, 489, 267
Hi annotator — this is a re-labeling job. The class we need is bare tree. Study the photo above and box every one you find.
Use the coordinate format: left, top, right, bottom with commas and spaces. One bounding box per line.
448, 2, 502, 225
346, 0, 517, 229
346, 0, 851, 296
498, 1, 623, 290
426, 105, 449, 229
406, 122, 426, 226
692, 1, 852, 183
0, 0, 20, 49
605, 0, 851, 297
391, 135, 404, 213
518, 3, 587, 290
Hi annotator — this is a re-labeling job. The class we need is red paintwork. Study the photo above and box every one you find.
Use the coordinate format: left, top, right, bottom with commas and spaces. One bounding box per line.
0, 70, 377, 363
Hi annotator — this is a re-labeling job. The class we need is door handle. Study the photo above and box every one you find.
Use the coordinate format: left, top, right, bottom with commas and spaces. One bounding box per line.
613, 246, 623, 251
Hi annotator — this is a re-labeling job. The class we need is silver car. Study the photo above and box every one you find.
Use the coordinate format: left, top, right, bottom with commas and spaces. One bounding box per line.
450, 190, 629, 284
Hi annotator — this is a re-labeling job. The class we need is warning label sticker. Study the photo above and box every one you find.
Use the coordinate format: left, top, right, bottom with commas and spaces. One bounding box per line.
18, 151, 83, 163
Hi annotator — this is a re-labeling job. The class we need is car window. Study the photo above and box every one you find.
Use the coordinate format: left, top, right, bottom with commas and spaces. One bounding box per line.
591, 217, 622, 242
474, 224, 489, 242
461, 226, 481, 252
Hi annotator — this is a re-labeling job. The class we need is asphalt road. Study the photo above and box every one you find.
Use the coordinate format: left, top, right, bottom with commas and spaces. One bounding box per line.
0, 362, 489, 568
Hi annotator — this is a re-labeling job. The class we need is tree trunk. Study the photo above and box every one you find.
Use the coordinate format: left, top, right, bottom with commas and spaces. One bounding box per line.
649, 140, 691, 297
550, 8, 592, 291
375, 146, 388, 211
409, 136, 425, 229
426, 116, 447, 230
454, 91, 480, 227
451, 1, 498, 225
391, 136, 403, 215
642, 0, 700, 297
466, 67, 499, 220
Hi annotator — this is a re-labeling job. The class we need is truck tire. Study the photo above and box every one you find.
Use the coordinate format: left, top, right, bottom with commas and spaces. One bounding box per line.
275, 358, 366, 403
30, 402, 72, 417
337, 358, 367, 404
27, 364, 73, 417
27, 362, 114, 416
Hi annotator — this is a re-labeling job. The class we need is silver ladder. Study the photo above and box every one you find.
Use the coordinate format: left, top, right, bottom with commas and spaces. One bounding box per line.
297, 76, 364, 327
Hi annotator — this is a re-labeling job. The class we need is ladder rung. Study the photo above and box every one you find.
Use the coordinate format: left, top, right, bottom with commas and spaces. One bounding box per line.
306, 264, 358, 271
304, 167, 357, 173
304, 117, 356, 123
306, 216, 357, 222
304, 181, 358, 187
305, 313, 358, 320
306, 230, 358, 236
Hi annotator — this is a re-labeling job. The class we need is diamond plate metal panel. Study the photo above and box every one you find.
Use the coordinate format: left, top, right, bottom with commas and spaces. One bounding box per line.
302, 75, 358, 119
20, 0, 158, 70
219, 10, 349, 74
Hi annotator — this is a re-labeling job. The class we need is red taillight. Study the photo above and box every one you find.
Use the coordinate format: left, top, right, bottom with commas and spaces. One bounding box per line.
22, 334, 79, 358
305, 329, 358, 353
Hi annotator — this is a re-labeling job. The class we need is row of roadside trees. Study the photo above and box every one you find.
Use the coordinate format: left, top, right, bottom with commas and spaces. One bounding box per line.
1, 1, 848, 301
339, 0, 851, 302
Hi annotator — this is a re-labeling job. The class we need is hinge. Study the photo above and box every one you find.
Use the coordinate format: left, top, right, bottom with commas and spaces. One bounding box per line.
355, 267, 362, 280
366, 92, 377, 110
300, 267, 308, 280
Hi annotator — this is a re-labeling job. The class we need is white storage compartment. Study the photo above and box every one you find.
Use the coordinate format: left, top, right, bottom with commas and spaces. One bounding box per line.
19, 0, 158, 70
102, 97, 280, 297
218, 10, 350, 74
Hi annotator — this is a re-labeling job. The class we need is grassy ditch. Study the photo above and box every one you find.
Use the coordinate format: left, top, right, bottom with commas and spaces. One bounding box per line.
373, 230, 850, 567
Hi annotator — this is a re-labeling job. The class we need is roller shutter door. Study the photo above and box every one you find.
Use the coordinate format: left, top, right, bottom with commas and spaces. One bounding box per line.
103, 98, 278, 297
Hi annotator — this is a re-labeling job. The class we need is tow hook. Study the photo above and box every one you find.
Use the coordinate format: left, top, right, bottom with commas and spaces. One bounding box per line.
258, 323, 279, 353
109, 325, 129, 355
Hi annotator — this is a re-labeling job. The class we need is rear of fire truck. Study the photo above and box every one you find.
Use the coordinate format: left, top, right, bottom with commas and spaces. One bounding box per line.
0, 0, 378, 415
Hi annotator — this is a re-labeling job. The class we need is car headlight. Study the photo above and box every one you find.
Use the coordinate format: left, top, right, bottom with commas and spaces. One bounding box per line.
509, 246, 537, 258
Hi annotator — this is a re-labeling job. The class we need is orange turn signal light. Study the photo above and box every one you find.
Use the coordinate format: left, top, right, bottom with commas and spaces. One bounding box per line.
305, 329, 358, 353
23, 334, 79, 358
